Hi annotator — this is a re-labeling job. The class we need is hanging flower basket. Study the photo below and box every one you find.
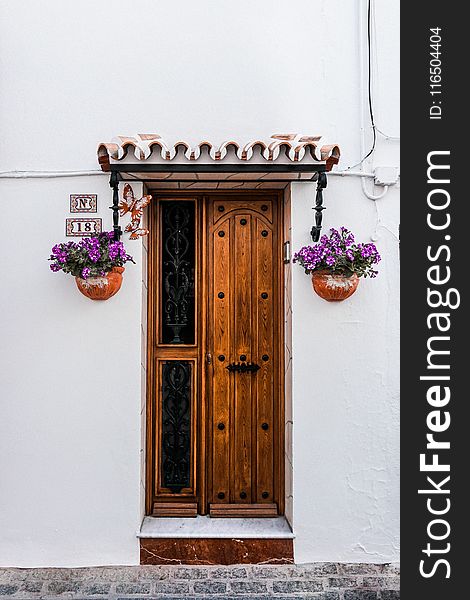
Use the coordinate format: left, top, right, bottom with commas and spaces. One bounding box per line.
48, 232, 134, 301
294, 227, 381, 302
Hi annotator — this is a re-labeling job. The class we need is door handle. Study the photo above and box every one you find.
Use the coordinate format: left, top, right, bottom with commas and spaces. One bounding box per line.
206, 353, 212, 365
226, 361, 260, 374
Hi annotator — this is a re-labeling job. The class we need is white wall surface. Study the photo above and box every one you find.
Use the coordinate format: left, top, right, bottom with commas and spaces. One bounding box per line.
290, 179, 399, 563
0, 0, 399, 566
0, 177, 143, 567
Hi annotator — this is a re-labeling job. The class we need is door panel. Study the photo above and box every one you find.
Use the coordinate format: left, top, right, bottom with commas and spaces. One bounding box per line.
208, 197, 279, 516
254, 217, 275, 504
211, 219, 231, 504
148, 199, 200, 517
233, 213, 252, 504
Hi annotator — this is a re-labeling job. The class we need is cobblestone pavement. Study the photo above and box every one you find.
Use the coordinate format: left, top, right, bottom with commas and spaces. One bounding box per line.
0, 564, 400, 600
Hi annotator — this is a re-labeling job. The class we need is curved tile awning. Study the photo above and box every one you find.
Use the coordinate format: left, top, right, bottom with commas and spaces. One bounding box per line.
97, 133, 340, 184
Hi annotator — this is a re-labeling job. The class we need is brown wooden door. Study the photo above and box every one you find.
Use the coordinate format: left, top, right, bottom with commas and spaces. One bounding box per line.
146, 193, 283, 518
206, 196, 281, 517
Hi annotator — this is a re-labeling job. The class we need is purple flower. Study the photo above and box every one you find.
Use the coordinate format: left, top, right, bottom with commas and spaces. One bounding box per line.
325, 255, 336, 266
108, 240, 127, 261
81, 267, 91, 279
80, 237, 101, 262
108, 242, 119, 260
51, 243, 69, 264
50, 263, 61, 272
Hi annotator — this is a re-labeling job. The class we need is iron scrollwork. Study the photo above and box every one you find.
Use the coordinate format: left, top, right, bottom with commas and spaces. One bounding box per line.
310, 171, 328, 242
109, 171, 122, 241
162, 202, 194, 344
161, 361, 191, 493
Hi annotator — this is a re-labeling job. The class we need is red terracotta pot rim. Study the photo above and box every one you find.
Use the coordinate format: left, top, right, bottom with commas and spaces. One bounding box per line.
76, 266, 125, 282
311, 270, 358, 278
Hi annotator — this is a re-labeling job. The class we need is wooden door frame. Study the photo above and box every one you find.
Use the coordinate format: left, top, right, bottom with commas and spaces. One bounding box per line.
145, 190, 285, 516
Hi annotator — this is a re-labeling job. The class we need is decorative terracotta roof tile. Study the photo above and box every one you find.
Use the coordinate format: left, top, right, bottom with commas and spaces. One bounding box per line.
97, 133, 340, 171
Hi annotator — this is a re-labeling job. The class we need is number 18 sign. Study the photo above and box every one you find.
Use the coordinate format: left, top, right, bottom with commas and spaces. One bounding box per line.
66, 218, 102, 236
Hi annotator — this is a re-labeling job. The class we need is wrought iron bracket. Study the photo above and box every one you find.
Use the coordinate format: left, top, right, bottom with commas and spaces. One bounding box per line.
109, 171, 122, 241
226, 361, 261, 374
310, 171, 328, 242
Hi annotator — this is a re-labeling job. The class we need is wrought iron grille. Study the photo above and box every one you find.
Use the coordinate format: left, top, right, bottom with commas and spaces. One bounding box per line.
161, 202, 195, 344
161, 361, 191, 493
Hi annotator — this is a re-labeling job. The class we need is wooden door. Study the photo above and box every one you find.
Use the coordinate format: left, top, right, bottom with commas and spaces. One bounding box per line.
206, 196, 282, 517
146, 193, 283, 517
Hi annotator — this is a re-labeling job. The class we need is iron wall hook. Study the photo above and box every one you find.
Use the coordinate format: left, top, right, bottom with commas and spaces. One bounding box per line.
310, 171, 328, 242
109, 171, 122, 241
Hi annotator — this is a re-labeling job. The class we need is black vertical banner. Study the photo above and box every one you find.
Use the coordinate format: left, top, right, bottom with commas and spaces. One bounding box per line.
401, 3, 465, 598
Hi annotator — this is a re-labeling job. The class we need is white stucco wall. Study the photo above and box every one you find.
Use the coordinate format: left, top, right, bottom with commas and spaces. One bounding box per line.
0, 0, 399, 566
290, 180, 399, 563
0, 178, 143, 567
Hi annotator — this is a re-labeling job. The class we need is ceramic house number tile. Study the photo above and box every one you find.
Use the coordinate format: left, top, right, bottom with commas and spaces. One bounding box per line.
66, 217, 102, 236
70, 194, 97, 213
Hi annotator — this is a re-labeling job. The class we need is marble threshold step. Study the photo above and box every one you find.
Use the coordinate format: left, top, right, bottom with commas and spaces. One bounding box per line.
138, 515, 295, 539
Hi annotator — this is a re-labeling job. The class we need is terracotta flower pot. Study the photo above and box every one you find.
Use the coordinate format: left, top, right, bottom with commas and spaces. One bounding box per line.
311, 270, 359, 302
75, 266, 125, 301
